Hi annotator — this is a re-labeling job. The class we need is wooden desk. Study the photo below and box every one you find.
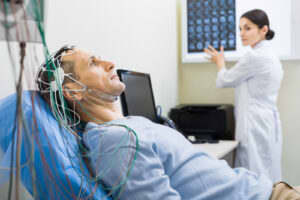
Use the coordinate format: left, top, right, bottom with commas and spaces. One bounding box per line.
193, 140, 239, 167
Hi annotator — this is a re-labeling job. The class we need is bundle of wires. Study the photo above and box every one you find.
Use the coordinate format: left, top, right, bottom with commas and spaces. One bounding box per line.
0, 0, 140, 199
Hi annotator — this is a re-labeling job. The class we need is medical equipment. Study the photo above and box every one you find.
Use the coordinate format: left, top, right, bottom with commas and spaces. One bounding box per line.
169, 104, 235, 143
0, 0, 45, 43
117, 69, 176, 128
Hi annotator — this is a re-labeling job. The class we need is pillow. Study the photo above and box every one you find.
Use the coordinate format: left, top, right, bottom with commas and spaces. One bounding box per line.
0, 91, 111, 200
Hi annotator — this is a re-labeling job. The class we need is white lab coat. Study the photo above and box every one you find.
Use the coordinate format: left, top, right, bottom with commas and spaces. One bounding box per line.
216, 40, 283, 183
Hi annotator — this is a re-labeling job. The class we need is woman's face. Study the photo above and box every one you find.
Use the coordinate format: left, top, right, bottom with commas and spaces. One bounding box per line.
239, 17, 268, 47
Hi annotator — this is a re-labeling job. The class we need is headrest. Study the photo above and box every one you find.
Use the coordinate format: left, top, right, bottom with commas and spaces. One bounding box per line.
0, 91, 110, 200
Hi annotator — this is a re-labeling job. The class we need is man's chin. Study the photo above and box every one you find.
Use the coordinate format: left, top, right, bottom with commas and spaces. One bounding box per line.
119, 83, 126, 93
113, 85, 126, 96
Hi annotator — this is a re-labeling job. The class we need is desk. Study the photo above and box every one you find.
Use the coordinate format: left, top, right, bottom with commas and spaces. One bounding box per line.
193, 140, 239, 167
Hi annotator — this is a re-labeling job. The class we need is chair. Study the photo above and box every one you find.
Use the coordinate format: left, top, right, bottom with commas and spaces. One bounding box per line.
0, 91, 110, 200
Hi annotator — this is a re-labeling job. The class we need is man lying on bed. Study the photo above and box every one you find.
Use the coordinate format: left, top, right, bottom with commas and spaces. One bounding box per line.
36, 45, 300, 200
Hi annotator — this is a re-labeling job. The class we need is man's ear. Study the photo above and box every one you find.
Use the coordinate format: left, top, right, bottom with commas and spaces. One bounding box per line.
63, 83, 84, 102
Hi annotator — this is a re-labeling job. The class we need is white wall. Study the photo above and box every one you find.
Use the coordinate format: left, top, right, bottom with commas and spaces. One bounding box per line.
0, 42, 45, 99
0, 0, 178, 116
0, 43, 20, 98
45, 0, 178, 116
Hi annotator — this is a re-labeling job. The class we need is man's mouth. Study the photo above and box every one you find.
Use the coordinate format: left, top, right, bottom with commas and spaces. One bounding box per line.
111, 74, 119, 80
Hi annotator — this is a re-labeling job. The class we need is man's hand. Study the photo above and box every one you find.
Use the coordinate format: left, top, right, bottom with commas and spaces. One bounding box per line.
204, 45, 225, 71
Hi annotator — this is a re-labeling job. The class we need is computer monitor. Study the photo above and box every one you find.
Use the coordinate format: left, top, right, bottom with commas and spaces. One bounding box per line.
117, 69, 159, 123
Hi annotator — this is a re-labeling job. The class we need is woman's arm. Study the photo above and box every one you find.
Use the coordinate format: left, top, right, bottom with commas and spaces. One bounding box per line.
205, 46, 267, 88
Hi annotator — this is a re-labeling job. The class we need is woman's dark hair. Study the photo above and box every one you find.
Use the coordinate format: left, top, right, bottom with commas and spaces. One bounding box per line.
241, 9, 275, 40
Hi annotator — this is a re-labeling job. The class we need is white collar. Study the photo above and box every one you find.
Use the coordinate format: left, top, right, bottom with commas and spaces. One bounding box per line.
252, 40, 269, 50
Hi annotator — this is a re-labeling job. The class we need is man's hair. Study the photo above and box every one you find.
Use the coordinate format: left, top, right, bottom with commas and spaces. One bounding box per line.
36, 45, 76, 106
36, 45, 83, 129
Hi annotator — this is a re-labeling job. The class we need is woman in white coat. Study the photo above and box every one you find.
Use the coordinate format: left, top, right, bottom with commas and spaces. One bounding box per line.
204, 9, 283, 183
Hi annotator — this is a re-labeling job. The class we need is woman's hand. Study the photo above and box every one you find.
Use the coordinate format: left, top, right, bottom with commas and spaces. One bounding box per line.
204, 45, 225, 71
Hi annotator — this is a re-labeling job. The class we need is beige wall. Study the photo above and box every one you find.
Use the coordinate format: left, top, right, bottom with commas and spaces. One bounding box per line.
178, 60, 300, 186
277, 61, 300, 185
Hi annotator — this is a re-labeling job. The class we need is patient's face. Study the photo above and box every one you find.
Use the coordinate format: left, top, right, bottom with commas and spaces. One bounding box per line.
63, 49, 125, 96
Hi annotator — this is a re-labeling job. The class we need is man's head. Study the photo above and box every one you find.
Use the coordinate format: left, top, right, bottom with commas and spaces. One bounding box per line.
60, 47, 125, 101
36, 45, 126, 124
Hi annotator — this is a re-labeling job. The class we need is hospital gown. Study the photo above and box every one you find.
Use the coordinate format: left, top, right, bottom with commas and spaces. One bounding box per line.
216, 40, 283, 183
83, 116, 272, 200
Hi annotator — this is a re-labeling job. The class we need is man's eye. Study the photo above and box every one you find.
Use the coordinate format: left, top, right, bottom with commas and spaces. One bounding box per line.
89, 59, 97, 66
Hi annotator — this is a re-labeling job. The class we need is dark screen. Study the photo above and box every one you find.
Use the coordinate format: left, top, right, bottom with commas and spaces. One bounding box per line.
117, 70, 158, 123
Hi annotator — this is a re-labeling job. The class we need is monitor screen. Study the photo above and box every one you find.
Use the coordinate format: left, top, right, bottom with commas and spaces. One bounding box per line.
117, 69, 158, 123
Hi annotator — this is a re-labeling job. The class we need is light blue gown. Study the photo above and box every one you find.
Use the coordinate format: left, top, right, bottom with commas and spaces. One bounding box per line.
216, 40, 283, 183
83, 116, 272, 200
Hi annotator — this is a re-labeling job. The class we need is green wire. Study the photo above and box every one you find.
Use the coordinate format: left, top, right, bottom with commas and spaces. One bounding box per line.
31, 1, 141, 198
76, 100, 140, 197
